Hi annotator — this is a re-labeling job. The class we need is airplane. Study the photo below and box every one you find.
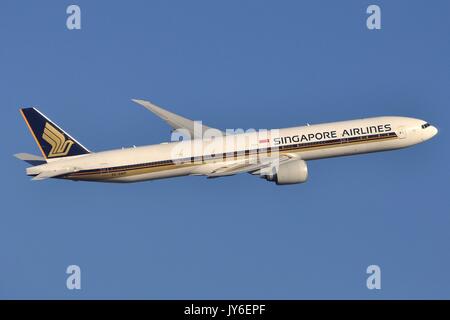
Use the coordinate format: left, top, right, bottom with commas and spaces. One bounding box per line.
15, 99, 438, 184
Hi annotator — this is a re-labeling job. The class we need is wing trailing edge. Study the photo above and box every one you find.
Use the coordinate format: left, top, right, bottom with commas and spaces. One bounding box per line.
132, 99, 222, 139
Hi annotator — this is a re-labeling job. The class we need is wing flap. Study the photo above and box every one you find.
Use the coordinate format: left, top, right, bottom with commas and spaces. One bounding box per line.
206, 154, 296, 178
207, 162, 269, 178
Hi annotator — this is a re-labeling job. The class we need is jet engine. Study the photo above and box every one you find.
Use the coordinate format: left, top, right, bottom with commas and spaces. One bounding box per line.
264, 159, 308, 185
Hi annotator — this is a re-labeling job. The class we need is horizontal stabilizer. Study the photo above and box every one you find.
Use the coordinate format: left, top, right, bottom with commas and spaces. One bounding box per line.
14, 153, 46, 165
31, 167, 79, 181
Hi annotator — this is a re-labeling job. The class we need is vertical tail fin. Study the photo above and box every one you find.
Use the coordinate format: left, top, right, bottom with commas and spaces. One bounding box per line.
20, 107, 90, 160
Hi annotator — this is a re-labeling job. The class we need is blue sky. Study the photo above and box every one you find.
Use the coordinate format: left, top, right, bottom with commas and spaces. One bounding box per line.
0, 0, 449, 299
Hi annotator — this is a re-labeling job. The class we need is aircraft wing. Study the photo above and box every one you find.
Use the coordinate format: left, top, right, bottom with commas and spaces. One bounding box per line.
206, 154, 296, 178
132, 99, 222, 139
207, 161, 269, 178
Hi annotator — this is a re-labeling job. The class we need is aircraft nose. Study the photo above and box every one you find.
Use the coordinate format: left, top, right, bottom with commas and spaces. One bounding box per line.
430, 125, 438, 138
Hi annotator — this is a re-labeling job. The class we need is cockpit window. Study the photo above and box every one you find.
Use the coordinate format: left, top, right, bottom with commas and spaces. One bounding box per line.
421, 123, 431, 129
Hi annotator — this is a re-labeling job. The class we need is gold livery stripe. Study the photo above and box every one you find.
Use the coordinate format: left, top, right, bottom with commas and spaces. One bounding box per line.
65, 134, 397, 180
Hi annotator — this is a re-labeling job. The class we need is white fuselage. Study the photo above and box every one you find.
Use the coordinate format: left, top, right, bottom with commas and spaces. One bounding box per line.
26, 116, 438, 183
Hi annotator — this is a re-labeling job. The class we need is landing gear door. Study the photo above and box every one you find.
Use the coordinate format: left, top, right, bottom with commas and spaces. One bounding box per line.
397, 126, 407, 139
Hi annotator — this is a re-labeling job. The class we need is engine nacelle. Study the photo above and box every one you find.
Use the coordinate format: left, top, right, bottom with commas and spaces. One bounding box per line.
265, 159, 308, 185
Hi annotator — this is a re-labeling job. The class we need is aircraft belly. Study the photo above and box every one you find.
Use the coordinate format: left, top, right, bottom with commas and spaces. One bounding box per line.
66, 162, 198, 183
108, 166, 194, 182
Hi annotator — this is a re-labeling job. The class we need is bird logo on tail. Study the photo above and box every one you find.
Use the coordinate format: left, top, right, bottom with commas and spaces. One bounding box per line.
42, 122, 74, 157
